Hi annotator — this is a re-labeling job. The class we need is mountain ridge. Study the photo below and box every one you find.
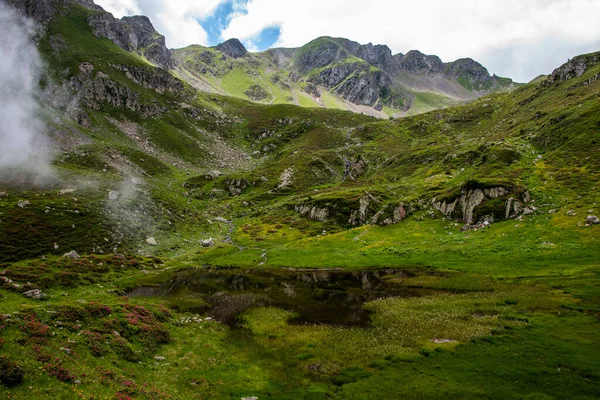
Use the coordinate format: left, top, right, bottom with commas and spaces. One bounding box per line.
8, 0, 517, 117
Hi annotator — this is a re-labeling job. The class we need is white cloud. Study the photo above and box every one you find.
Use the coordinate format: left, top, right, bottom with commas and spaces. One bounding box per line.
94, 0, 600, 82
95, 0, 225, 48
221, 0, 600, 82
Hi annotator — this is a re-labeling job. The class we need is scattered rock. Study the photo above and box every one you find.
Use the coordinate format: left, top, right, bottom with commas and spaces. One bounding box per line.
205, 170, 221, 180
214, 217, 229, 223
154, 356, 165, 361
522, 206, 536, 215
588, 209, 595, 214
0, 191, 6, 197
108, 190, 119, 200
17, 200, 30, 208
277, 168, 294, 189
23, 289, 45, 300
200, 238, 214, 247
566, 210, 576, 216
63, 250, 80, 259
241, 397, 258, 400
548, 209, 557, 214
586, 215, 600, 225
431, 338, 457, 344
146, 237, 158, 246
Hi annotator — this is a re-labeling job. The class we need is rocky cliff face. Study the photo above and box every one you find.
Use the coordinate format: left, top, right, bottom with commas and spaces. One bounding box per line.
6, 0, 103, 22
121, 16, 173, 68
396, 50, 444, 76
7, 0, 173, 69
70, 61, 188, 123
432, 186, 534, 226
290, 37, 516, 111
333, 38, 395, 71
88, 13, 173, 69
544, 52, 600, 86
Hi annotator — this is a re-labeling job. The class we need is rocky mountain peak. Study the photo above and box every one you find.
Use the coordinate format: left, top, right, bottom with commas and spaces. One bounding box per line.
331, 38, 394, 70
87, 11, 173, 68
443, 58, 492, 90
295, 37, 348, 74
215, 39, 248, 58
397, 50, 444, 75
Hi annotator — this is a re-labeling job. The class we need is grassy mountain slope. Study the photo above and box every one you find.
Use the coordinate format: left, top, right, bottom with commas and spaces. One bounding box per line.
0, 1, 599, 399
174, 36, 519, 118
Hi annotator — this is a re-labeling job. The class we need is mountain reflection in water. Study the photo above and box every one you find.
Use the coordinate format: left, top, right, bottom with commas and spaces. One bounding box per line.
128, 268, 443, 327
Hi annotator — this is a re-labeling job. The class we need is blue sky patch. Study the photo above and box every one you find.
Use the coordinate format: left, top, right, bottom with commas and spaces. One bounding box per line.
199, 1, 244, 46
243, 26, 282, 52
198, 0, 280, 51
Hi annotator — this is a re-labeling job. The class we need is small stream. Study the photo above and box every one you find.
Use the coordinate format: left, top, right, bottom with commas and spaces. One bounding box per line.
128, 268, 445, 327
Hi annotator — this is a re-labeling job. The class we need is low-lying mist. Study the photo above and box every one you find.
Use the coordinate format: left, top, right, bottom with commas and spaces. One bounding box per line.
0, 2, 52, 182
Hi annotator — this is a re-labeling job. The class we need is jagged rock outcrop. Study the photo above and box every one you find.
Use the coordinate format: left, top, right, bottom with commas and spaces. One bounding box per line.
121, 16, 173, 68
334, 69, 389, 106
75, 63, 167, 118
396, 50, 444, 76
111, 64, 184, 94
443, 58, 497, 91
343, 157, 367, 181
8, 0, 173, 68
6, 0, 102, 22
294, 192, 410, 227
295, 205, 329, 222
296, 39, 347, 74
215, 39, 247, 59
227, 178, 249, 196
433, 186, 532, 225
88, 11, 173, 68
333, 38, 395, 71
544, 53, 600, 86
347, 193, 410, 226
244, 84, 269, 101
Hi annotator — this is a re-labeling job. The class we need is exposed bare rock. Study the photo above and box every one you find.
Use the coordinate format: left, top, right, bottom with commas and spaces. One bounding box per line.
461, 189, 485, 225
215, 39, 247, 59
121, 16, 173, 68
23, 289, 46, 300
587, 215, 600, 225
205, 170, 221, 179
227, 178, 249, 196
277, 168, 294, 189
111, 64, 183, 94
200, 238, 215, 247
544, 53, 600, 86
295, 205, 329, 222
506, 198, 524, 219
75, 69, 167, 117
88, 12, 173, 68
484, 187, 509, 198
433, 186, 529, 224
6, 0, 102, 23
63, 250, 80, 259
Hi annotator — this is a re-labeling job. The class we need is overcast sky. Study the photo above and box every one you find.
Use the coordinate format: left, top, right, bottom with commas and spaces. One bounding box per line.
94, 0, 600, 82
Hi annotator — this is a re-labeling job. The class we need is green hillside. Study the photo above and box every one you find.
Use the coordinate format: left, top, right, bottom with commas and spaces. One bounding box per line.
0, 1, 599, 399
